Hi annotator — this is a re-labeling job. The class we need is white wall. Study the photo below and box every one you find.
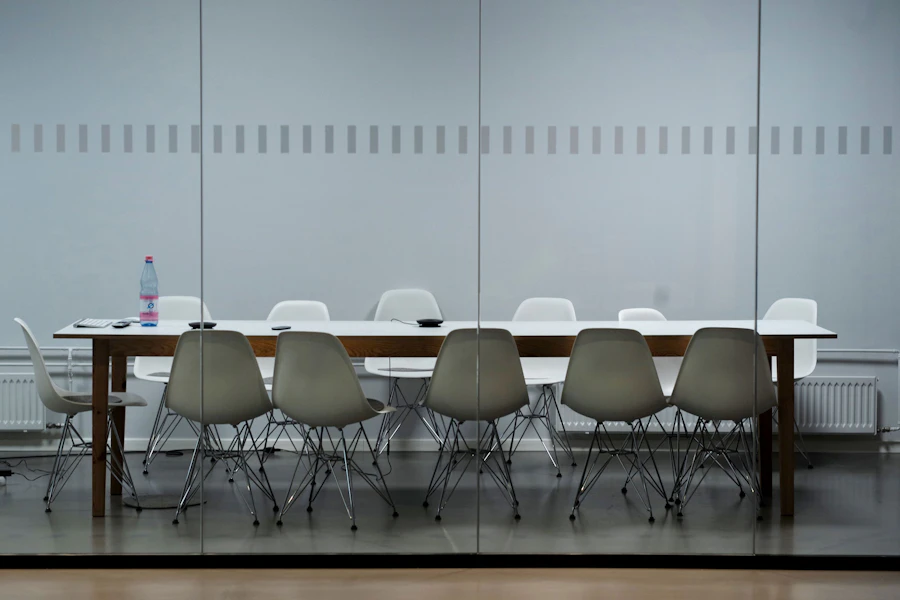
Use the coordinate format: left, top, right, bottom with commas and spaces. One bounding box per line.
0, 0, 898, 446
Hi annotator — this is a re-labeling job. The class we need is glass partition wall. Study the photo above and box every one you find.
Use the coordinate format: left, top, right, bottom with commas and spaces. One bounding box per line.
199, 0, 480, 553
2, 0, 899, 560
0, 0, 202, 554
756, 0, 900, 556
479, 0, 762, 555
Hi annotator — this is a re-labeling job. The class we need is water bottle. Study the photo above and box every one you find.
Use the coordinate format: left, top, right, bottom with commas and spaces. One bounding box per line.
139, 255, 159, 326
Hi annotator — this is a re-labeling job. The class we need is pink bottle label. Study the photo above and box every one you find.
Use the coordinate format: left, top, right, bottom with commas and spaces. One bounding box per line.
140, 295, 159, 323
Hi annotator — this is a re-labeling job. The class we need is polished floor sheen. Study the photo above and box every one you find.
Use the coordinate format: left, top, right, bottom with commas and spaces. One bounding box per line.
1, 569, 899, 600
0, 449, 897, 555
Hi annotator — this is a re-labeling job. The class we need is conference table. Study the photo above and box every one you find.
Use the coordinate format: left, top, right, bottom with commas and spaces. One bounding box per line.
54, 319, 836, 518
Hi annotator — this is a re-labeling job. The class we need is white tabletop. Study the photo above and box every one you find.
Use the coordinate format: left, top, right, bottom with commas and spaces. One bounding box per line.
55, 319, 836, 339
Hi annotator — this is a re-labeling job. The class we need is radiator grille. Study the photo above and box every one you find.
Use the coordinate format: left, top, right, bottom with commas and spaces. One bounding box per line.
559, 376, 877, 435
0, 373, 44, 431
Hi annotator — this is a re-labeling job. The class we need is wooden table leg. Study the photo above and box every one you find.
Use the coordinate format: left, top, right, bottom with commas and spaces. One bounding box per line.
759, 408, 772, 498
92, 340, 110, 517
777, 340, 795, 516
109, 356, 127, 496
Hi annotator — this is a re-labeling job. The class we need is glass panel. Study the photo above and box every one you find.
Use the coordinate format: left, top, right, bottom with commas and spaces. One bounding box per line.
0, 0, 201, 553
756, 0, 900, 556
200, 0, 479, 553
479, 0, 760, 554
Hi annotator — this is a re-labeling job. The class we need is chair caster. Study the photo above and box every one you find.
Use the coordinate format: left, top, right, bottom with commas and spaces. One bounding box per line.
757, 514, 764, 521
556, 472, 562, 478
569, 513, 576, 521
674, 498, 682, 505
43, 496, 48, 501
142, 459, 147, 464
273, 505, 279, 512
423, 501, 429, 508
45, 507, 51, 513
699, 463, 705, 468
514, 513, 521, 521
277, 520, 283, 526
172, 519, 179, 525
435, 515, 442, 522
739, 490, 746, 498
621, 487, 627, 494
571, 462, 577, 467
668, 497, 674, 503
665, 503, 672, 510
259, 466, 265, 473
677, 511, 684, 518
325, 470, 332, 475
253, 520, 260, 526
479, 469, 483, 475
506, 459, 512, 465
136, 507, 143, 513
210, 458, 217, 464
807, 464, 814, 469
306, 506, 313, 513
228, 478, 234, 483
648, 516, 655, 523
351, 524, 358, 531
142, 469, 149, 475
372, 460, 378, 466
392, 511, 399, 518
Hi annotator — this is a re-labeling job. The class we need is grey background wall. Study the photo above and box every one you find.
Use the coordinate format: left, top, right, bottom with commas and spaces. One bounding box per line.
0, 0, 898, 447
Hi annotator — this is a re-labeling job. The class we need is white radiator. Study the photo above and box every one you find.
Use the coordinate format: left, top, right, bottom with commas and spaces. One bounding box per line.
558, 376, 878, 435
0, 373, 44, 431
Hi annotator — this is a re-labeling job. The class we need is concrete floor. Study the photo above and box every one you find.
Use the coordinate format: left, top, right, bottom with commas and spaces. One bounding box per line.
0, 448, 897, 555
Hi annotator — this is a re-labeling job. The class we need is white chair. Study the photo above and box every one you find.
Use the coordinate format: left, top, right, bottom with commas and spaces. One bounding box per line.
618, 308, 680, 396
503, 298, 577, 475
165, 330, 276, 526
364, 289, 445, 456
763, 297, 817, 468
668, 328, 777, 519
422, 329, 528, 521
15, 318, 146, 512
272, 332, 397, 530
561, 329, 669, 523
256, 301, 330, 464
137, 296, 211, 474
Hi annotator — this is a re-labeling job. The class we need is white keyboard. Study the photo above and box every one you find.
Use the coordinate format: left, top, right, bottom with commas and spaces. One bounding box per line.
73, 318, 113, 328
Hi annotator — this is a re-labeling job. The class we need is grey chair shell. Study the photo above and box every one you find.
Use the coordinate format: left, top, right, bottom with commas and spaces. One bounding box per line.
165, 330, 271, 425
669, 327, 777, 422
561, 328, 668, 424
424, 329, 528, 423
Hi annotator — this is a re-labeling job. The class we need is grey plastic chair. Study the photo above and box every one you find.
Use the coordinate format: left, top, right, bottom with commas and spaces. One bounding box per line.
561, 329, 669, 523
165, 330, 276, 526
15, 318, 146, 512
271, 332, 397, 530
422, 329, 528, 521
668, 327, 777, 519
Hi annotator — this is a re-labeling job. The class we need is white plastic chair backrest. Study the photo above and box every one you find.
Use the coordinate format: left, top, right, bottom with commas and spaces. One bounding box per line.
763, 298, 817, 380
165, 330, 271, 425
14, 318, 76, 415
618, 307, 666, 321
373, 289, 442, 321
266, 300, 330, 321
561, 329, 667, 423
134, 296, 211, 380
670, 328, 776, 421
618, 307, 679, 395
273, 332, 375, 428
513, 298, 576, 322
424, 329, 527, 423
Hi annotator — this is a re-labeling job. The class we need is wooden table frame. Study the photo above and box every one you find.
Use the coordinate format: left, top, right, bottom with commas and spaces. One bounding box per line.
59, 331, 828, 518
